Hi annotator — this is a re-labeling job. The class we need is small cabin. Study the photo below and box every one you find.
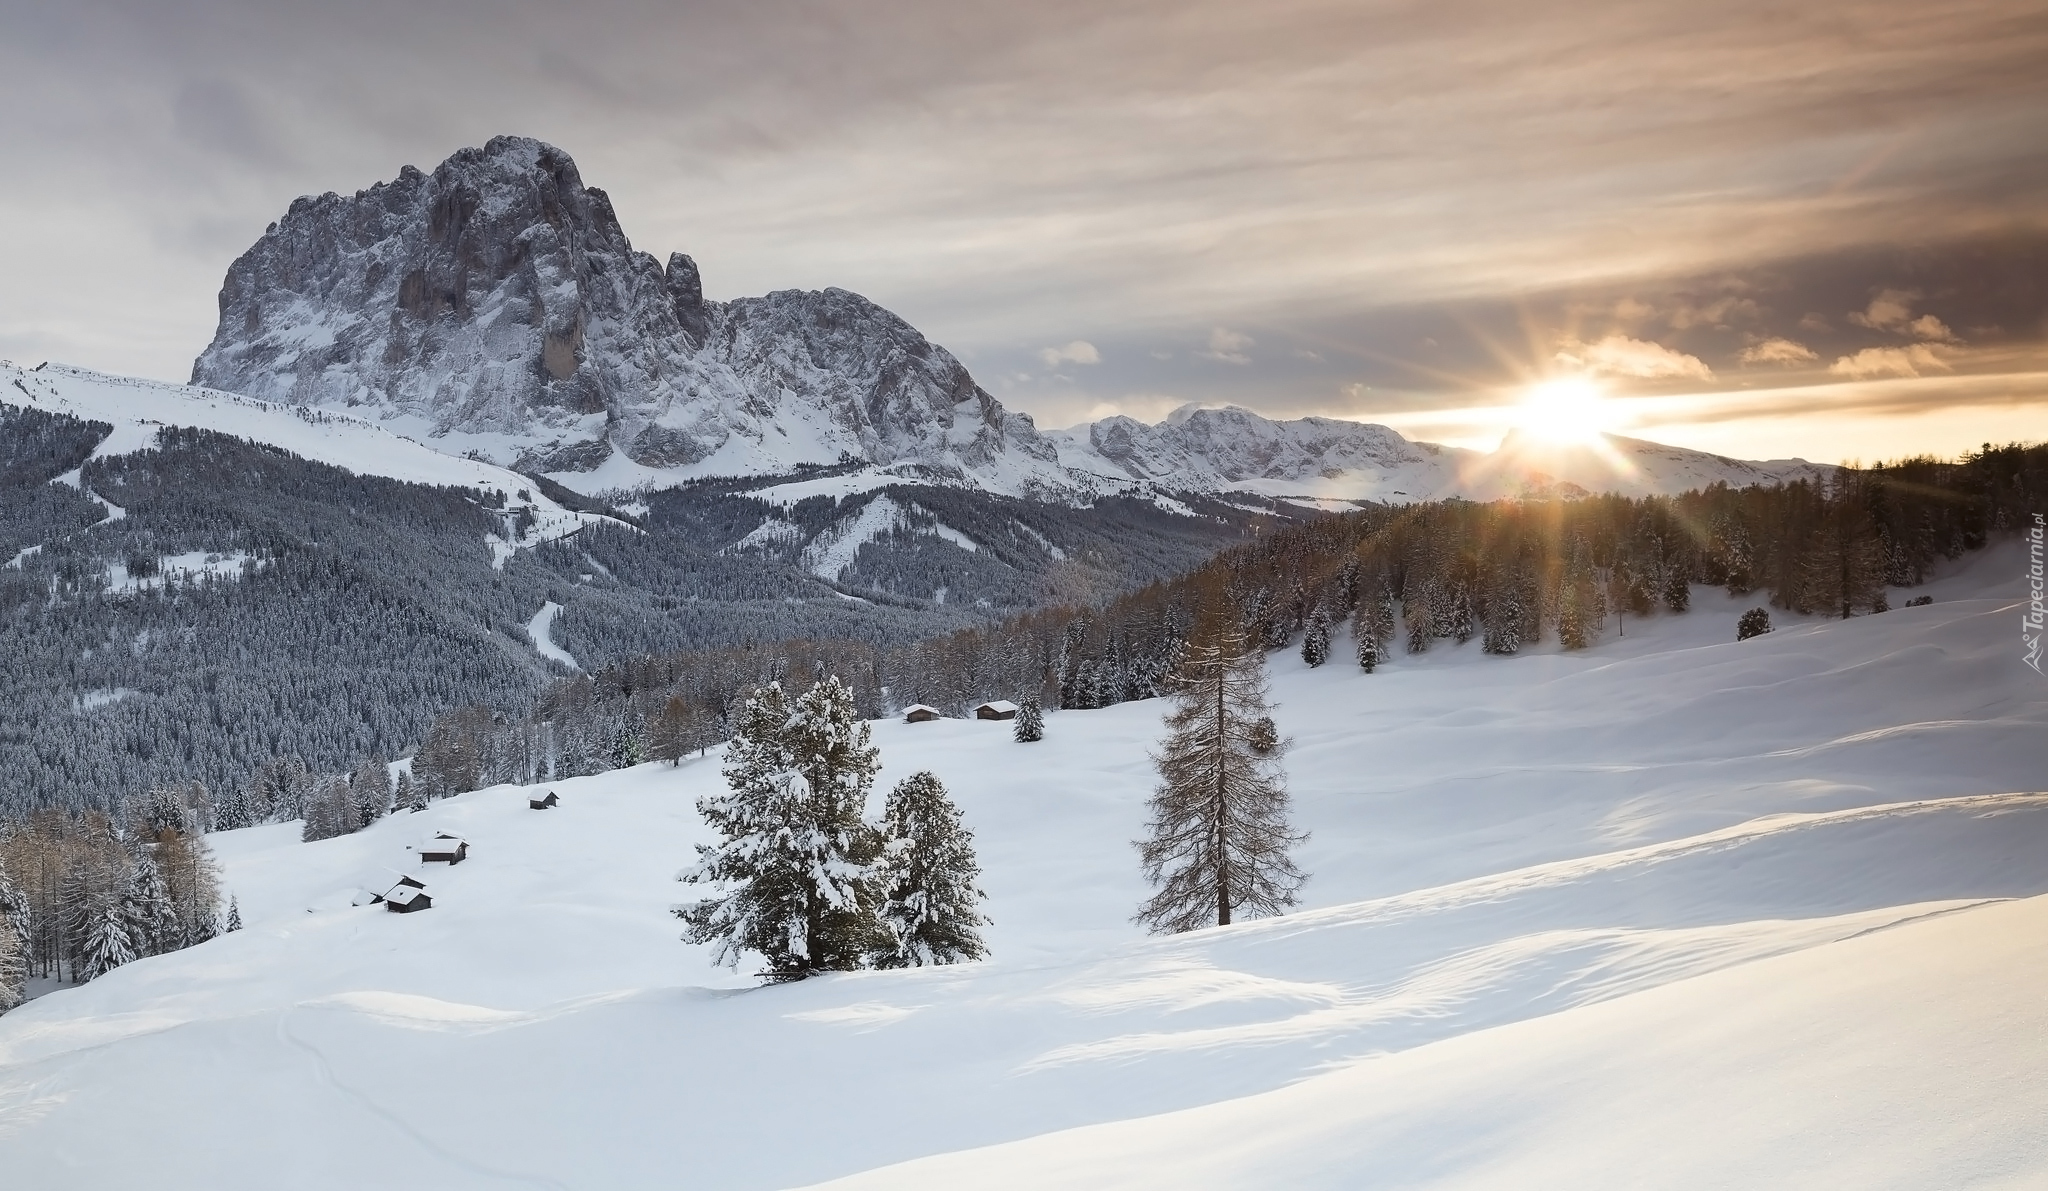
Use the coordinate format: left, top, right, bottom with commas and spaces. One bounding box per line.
973, 700, 1019, 721
530, 790, 560, 810
418, 835, 468, 864
385, 885, 431, 913
902, 704, 943, 723
354, 873, 426, 907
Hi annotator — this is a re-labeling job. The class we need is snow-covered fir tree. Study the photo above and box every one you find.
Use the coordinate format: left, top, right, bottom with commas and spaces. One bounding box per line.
350, 757, 392, 828
122, 845, 176, 957
873, 771, 989, 968
676, 679, 887, 980
393, 771, 425, 814
1300, 606, 1331, 667
0, 863, 26, 1009
1013, 699, 1044, 743
76, 897, 136, 981
1135, 626, 1308, 933
224, 894, 243, 932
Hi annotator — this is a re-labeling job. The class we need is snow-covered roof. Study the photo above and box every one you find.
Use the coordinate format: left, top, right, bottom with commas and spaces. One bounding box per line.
902, 704, 943, 718
350, 888, 383, 907
975, 700, 1019, 713
419, 838, 466, 853
385, 885, 425, 905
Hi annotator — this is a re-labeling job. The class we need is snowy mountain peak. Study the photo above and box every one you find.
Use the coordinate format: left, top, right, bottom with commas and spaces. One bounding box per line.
190, 136, 1075, 497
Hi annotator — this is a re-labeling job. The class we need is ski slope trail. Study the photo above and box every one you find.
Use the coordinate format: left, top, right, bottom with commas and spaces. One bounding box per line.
1, 541, 2043, 1188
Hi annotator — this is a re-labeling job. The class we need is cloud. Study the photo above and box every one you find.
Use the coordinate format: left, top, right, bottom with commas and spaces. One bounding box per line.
1666, 296, 1758, 330
1200, 327, 1254, 365
1037, 340, 1101, 367
1554, 335, 1714, 381
1828, 344, 1954, 379
1739, 337, 1819, 367
1907, 314, 1957, 342
1612, 297, 1656, 325
1846, 288, 1957, 341
1848, 288, 1921, 333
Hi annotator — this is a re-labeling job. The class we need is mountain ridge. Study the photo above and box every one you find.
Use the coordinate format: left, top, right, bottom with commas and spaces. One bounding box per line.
187, 135, 1826, 505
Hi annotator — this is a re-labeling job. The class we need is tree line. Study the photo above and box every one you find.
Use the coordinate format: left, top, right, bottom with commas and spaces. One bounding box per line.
0, 787, 231, 1009
390, 443, 2042, 800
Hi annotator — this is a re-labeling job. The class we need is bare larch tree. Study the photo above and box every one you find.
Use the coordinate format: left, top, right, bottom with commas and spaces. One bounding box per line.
1134, 627, 1307, 932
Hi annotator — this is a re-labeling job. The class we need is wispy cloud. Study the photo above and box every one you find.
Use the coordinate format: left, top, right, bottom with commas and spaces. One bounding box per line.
1828, 344, 1954, 379
1740, 337, 1819, 366
1037, 340, 1101, 367
1555, 335, 1713, 381
1200, 327, 1254, 365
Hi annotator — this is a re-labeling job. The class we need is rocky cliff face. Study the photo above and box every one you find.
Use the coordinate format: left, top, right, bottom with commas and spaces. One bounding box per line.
191, 136, 1065, 492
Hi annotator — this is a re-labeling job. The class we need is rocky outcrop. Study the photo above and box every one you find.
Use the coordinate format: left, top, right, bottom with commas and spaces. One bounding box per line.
191, 136, 1065, 492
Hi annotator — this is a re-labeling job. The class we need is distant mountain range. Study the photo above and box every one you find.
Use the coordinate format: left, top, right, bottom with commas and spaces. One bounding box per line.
188, 135, 1828, 507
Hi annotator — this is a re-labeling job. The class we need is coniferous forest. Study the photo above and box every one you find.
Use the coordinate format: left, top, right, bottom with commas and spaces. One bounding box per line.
388, 441, 2046, 810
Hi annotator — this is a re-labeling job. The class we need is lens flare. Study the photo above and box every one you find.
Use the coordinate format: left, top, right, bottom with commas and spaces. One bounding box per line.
1518, 379, 1614, 445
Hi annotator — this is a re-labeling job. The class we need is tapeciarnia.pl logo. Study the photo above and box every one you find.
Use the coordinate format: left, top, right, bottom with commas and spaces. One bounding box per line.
2027, 513, 2046, 675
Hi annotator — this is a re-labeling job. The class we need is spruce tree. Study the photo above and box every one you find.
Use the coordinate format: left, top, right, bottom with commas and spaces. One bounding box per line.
873, 772, 990, 968
1300, 606, 1330, 667
122, 846, 176, 956
1737, 607, 1774, 640
78, 899, 136, 981
676, 679, 887, 980
1013, 699, 1044, 743
393, 770, 425, 814
0, 864, 27, 1008
1355, 623, 1383, 673
224, 894, 243, 932
350, 757, 393, 827
1135, 627, 1307, 933
0, 907, 22, 1010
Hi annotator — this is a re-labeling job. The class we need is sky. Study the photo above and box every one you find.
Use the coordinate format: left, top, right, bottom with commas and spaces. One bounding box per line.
1, 0, 2044, 462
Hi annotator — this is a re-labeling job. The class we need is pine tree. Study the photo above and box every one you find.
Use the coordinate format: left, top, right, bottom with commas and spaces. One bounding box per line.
122, 845, 176, 957
676, 679, 887, 980
0, 863, 27, 1009
1135, 627, 1308, 933
1300, 606, 1330, 667
1482, 579, 1524, 655
650, 695, 693, 765
0, 907, 22, 1010
873, 772, 990, 968
1737, 607, 1774, 640
1013, 699, 1044, 743
224, 894, 243, 932
350, 757, 392, 827
1355, 622, 1383, 673
78, 899, 136, 981
393, 770, 425, 814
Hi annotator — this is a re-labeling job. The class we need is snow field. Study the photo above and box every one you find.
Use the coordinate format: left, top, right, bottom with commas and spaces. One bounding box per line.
0, 541, 2043, 1188
0, 361, 628, 565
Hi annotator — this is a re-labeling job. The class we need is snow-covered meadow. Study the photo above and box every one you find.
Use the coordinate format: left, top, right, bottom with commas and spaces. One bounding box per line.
2, 543, 2044, 1188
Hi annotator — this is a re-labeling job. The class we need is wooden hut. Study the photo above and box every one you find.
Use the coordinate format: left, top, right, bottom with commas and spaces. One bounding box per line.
418, 835, 468, 864
902, 704, 943, 723
385, 885, 432, 913
973, 700, 1019, 720
354, 874, 426, 907
530, 790, 560, 810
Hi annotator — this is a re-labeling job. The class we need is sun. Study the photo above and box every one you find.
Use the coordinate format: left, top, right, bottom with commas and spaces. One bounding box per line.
1517, 378, 1614, 445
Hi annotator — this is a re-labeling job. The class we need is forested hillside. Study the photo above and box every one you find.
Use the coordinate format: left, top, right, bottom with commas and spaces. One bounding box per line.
0, 407, 1255, 819
395, 442, 2044, 809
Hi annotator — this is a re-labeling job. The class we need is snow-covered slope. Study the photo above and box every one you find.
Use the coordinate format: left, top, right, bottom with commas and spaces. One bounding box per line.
1051, 404, 1830, 502
1, 358, 628, 561
3, 542, 2040, 1188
